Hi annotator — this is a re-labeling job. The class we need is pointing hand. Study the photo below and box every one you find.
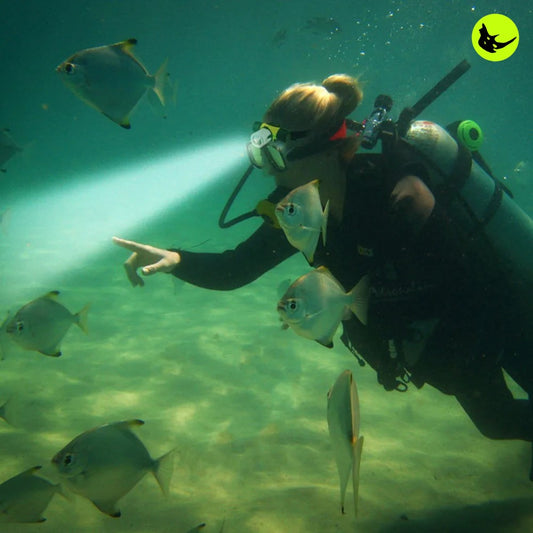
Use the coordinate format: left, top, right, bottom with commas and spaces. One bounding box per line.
112, 236, 181, 287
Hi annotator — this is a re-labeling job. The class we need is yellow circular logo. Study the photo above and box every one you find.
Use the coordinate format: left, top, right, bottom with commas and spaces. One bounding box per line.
472, 14, 519, 61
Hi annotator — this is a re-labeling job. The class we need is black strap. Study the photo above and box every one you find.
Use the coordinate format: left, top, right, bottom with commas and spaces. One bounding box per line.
435, 143, 503, 231
218, 165, 257, 228
477, 180, 504, 229
446, 143, 472, 191
397, 60, 471, 136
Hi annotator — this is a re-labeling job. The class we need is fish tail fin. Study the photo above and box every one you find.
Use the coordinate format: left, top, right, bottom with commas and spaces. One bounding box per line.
75, 304, 90, 334
0, 399, 12, 425
348, 275, 369, 326
56, 481, 72, 501
153, 448, 175, 495
152, 58, 177, 108
322, 200, 330, 246
0, 311, 14, 361
352, 434, 364, 517
0, 208, 11, 236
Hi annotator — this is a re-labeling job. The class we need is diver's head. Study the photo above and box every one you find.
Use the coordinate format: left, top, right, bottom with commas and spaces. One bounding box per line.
247, 74, 363, 187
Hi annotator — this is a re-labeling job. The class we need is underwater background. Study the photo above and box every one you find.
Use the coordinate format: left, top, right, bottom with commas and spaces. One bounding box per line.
0, 0, 532, 531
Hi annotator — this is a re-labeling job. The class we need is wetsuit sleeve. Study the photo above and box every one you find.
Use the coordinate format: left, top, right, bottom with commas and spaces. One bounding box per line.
169, 222, 297, 290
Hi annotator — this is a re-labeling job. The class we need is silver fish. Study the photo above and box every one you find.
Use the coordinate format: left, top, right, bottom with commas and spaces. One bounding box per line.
5, 290, 89, 357
275, 179, 329, 263
277, 266, 368, 347
187, 524, 206, 533
327, 369, 364, 517
302, 17, 342, 36
187, 519, 225, 533
52, 419, 174, 517
0, 466, 61, 523
0, 129, 22, 172
272, 28, 288, 47
0, 312, 11, 360
513, 160, 529, 174
0, 208, 10, 235
56, 38, 175, 129
0, 399, 10, 424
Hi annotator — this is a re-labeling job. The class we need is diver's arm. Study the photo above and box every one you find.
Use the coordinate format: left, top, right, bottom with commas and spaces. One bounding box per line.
387, 174, 463, 271
170, 222, 297, 290
389, 175, 435, 235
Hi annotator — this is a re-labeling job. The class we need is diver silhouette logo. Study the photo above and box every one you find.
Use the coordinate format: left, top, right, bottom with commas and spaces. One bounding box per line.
472, 14, 519, 61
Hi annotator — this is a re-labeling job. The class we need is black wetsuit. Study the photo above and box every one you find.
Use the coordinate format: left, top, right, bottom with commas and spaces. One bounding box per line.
172, 153, 533, 444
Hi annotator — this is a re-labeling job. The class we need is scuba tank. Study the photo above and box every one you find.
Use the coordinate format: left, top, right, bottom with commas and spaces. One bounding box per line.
404, 120, 533, 292
356, 61, 533, 394
360, 60, 533, 297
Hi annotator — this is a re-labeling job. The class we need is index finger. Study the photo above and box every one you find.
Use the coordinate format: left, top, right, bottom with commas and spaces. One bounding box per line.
112, 236, 148, 253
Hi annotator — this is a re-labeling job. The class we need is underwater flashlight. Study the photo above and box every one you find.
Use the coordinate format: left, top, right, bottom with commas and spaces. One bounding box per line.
250, 127, 273, 148
362, 94, 393, 149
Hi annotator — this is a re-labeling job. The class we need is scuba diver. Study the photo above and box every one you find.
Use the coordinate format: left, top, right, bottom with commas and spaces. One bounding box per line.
113, 63, 533, 479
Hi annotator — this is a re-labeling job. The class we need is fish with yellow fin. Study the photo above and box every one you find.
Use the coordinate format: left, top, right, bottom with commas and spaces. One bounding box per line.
327, 369, 364, 517
0, 129, 22, 172
277, 266, 368, 347
0, 466, 62, 523
52, 419, 174, 517
0, 208, 11, 235
275, 179, 329, 263
5, 291, 89, 357
56, 38, 176, 128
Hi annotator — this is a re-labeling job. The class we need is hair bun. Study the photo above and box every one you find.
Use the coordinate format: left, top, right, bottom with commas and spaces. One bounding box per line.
322, 74, 363, 116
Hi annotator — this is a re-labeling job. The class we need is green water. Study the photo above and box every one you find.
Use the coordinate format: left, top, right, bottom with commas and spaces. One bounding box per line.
0, 1, 532, 531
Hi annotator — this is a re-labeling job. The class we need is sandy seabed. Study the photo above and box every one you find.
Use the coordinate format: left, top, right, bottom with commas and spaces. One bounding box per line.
0, 249, 531, 533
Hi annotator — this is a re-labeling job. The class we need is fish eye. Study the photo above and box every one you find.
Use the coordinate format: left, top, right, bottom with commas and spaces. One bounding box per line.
63, 453, 74, 466
288, 299, 298, 311
15, 321, 24, 333
287, 203, 296, 216
64, 62, 75, 74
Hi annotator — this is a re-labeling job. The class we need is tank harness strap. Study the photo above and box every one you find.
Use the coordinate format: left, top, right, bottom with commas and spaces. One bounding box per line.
436, 142, 472, 203
383, 339, 411, 392
436, 142, 505, 233
340, 327, 410, 392
479, 181, 504, 227
340, 328, 367, 368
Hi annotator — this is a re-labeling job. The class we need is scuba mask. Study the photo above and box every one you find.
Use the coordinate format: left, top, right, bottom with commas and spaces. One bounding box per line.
220, 119, 356, 228
221, 59, 475, 230
247, 120, 349, 172
247, 122, 310, 172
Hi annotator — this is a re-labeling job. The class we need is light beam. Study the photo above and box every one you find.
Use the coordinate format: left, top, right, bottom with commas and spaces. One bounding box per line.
0, 137, 246, 295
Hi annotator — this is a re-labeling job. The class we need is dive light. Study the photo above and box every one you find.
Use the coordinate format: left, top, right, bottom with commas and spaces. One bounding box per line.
362, 94, 393, 149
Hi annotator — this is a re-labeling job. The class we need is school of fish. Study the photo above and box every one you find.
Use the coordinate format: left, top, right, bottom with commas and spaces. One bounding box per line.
0, 35, 367, 528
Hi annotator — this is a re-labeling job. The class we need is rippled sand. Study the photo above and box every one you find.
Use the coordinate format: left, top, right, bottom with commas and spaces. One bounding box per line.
0, 247, 531, 532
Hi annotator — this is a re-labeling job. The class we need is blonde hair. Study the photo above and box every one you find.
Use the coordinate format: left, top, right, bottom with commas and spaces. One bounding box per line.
264, 74, 363, 133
